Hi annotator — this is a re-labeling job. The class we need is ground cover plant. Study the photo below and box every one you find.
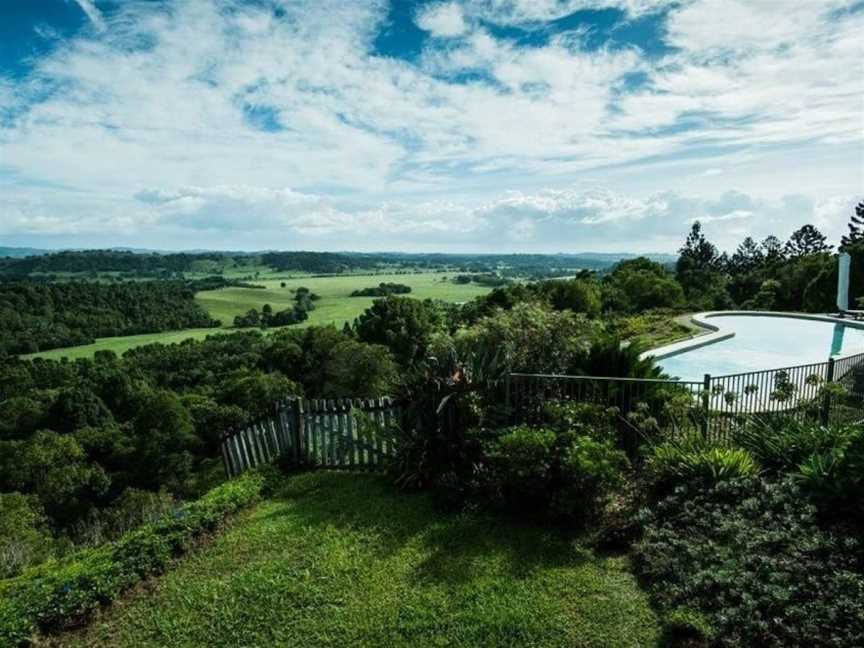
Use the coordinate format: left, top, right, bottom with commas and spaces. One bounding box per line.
633, 478, 864, 646
0, 471, 264, 646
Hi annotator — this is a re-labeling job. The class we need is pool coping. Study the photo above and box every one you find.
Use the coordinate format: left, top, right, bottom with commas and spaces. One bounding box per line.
640, 311, 864, 361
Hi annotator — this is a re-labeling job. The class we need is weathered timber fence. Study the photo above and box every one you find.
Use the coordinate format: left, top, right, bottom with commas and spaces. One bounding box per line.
507, 350, 864, 441
221, 397, 398, 477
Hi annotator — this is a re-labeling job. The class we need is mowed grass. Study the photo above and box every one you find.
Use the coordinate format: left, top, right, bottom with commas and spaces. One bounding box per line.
196, 272, 491, 330
62, 472, 661, 648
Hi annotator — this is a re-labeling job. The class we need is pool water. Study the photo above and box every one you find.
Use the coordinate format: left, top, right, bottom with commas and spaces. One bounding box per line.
658, 315, 864, 381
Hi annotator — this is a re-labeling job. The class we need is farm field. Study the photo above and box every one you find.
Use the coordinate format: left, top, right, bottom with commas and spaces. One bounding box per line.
196, 271, 491, 329
24, 272, 492, 360
23, 328, 230, 361
60, 471, 661, 648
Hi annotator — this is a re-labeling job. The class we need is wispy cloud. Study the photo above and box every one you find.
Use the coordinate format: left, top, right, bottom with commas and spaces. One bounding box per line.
73, 0, 106, 32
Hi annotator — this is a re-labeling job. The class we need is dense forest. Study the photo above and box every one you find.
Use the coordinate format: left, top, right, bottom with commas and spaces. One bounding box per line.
0, 281, 221, 355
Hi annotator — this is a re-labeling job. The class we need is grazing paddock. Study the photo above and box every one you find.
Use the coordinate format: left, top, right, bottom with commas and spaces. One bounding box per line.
25, 272, 491, 361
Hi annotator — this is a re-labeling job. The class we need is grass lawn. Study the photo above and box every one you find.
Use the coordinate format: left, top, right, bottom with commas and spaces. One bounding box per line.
196, 271, 491, 330
61, 472, 661, 648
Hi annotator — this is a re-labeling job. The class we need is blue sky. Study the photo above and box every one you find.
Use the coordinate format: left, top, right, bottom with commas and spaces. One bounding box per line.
0, 0, 862, 252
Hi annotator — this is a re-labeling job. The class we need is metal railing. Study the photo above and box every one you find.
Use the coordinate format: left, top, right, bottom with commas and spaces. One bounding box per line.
507, 351, 864, 441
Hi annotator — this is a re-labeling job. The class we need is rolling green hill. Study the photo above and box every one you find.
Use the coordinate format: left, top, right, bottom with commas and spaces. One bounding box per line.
25, 272, 491, 360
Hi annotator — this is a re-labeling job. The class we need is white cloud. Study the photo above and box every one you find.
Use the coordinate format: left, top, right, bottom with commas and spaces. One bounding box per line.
416, 2, 468, 37
461, 0, 667, 24
0, 0, 861, 252
73, 0, 106, 32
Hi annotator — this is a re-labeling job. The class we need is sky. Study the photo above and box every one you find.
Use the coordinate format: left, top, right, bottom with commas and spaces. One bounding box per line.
0, 0, 862, 253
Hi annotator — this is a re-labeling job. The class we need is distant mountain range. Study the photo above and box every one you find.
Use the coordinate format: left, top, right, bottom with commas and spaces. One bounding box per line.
0, 247, 50, 258
0, 246, 677, 263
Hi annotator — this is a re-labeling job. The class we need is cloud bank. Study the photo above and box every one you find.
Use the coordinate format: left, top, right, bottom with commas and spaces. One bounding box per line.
0, 0, 860, 251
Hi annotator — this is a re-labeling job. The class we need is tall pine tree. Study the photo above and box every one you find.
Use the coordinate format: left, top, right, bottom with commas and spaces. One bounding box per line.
784, 224, 832, 258
840, 201, 864, 251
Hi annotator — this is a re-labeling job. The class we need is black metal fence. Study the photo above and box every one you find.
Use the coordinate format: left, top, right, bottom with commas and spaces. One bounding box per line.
507, 351, 864, 441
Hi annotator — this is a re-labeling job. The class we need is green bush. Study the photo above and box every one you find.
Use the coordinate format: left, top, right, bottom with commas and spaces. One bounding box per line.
734, 418, 864, 517
647, 434, 758, 493
484, 425, 628, 522
634, 478, 864, 646
733, 417, 853, 472
0, 494, 56, 580
541, 401, 617, 440
0, 472, 263, 646
795, 431, 863, 515
662, 608, 715, 646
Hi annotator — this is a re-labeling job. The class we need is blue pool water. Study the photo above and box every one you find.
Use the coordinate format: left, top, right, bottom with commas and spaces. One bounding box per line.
658, 315, 864, 381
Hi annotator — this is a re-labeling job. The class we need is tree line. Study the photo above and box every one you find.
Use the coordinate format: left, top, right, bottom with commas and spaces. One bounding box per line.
350, 282, 412, 297
0, 280, 222, 356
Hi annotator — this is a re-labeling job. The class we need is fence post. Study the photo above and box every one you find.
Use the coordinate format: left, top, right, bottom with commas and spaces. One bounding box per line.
504, 373, 512, 422
292, 398, 305, 464
701, 374, 711, 437
220, 433, 233, 478
821, 358, 836, 425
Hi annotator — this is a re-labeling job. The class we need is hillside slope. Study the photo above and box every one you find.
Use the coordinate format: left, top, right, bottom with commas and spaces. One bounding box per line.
61, 471, 660, 648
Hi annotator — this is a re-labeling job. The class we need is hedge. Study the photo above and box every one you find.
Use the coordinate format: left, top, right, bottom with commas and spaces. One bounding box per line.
0, 472, 264, 646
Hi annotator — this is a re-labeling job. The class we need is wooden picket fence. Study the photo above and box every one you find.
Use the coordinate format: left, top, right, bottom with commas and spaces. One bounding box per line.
221, 397, 399, 477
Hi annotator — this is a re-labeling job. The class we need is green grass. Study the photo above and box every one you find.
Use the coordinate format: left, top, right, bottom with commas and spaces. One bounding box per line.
620, 313, 703, 351
21, 272, 491, 361
62, 471, 661, 648
23, 328, 230, 361
196, 272, 491, 330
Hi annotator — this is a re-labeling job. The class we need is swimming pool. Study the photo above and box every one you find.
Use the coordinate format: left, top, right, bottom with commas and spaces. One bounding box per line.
657, 314, 864, 381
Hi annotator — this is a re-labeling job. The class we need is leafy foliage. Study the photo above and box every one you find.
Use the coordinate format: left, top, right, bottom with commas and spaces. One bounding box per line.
354, 296, 446, 366
0, 494, 55, 580
0, 281, 219, 355
634, 478, 864, 647
0, 472, 263, 646
646, 435, 759, 493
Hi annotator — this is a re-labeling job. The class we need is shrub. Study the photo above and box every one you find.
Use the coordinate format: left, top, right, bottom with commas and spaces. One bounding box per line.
554, 434, 628, 519
795, 430, 863, 516
0, 472, 263, 645
0, 494, 55, 580
662, 608, 715, 647
732, 417, 848, 473
647, 434, 758, 493
541, 401, 617, 440
71, 488, 176, 548
734, 418, 864, 517
634, 478, 864, 646
484, 425, 628, 522
486, 426, 557, 510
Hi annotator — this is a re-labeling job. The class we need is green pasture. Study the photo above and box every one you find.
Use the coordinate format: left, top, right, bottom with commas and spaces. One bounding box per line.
24, 273, 491, 360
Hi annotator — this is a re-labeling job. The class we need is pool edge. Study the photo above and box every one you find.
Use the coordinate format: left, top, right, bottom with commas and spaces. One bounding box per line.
640, 311, 864, 362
